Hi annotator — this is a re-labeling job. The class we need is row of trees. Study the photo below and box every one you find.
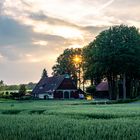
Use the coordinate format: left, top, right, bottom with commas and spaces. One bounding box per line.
0, 84, 27, 99
0, 80, 36, 99
0, 81, 36, 91
52, 25, 140, 100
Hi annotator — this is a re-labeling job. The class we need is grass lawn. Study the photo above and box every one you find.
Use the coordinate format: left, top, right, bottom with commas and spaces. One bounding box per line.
0, 99, 140, 140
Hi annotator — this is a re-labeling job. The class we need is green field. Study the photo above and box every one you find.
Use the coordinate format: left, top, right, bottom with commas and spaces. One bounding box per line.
0, 99, 140, 140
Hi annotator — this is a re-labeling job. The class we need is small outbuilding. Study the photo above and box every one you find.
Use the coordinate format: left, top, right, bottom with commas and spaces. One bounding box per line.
94, 82, 109, 99
32, 74, 81, 99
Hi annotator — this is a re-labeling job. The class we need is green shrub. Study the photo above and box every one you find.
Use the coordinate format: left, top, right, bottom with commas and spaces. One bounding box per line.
86, 85, 96, 95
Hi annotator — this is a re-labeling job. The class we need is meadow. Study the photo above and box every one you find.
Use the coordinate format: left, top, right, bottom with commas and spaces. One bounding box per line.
0, 99, 140, 140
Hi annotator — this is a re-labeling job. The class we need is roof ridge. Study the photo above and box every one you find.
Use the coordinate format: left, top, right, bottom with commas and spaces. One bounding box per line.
45, 74, 65, 78
32, 74, 69, 94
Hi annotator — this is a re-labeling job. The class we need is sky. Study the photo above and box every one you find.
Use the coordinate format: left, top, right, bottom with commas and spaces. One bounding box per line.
0, 0, 140, 85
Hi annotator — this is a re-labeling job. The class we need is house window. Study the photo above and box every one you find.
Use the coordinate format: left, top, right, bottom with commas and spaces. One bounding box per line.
42, 84, 46, 87
39, 84, 46, 89
48, 92, 52, 95
39, 86, 43, 89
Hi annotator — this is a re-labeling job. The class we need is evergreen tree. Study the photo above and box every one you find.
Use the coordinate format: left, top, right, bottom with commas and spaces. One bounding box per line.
42, 69, 48, 79
0, 80, 5, 91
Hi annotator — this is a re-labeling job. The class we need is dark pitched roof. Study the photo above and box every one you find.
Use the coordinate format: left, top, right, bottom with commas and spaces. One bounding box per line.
96, 82, 108, 91
32, 75, 66, 94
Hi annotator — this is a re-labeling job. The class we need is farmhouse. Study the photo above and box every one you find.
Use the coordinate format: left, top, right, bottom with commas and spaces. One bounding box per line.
32, 74, 81, 99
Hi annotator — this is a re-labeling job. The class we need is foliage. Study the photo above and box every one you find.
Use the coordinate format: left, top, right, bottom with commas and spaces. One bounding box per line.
18, 84, 26, 97
0, 80, 4, 85
10, 92, 20, 98
83, 42, 102, 85
83, 25, 140, 100
94, 25, 140, 75
52, 48, 82, 83
0, 100, 140, 140
26, 82, 36, 90
0, 80, 5, 91
0, 83, 36, 95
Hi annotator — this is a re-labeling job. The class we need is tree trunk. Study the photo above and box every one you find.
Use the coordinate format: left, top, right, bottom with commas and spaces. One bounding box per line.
112, 75, 117, 100
116, 77, 119, 100
133, 79, 139, 98
82, 79, 85, 92
108, 80, 112, 100
123, 73, 126, 100
90, 78, 94, 86
107, 74, 112, 100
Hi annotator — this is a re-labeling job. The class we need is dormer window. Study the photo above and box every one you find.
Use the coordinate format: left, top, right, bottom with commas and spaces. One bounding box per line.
65, 74, 70, 78
39, 86, 43, 89
39, 84, 46, 89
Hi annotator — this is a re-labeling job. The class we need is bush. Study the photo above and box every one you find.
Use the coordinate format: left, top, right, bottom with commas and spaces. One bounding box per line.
86, 85, 96, 95
21, 95, 32, 100
10, 92, 19, 98
0, 92, 4, 98
19, 84, 26, 97
5, 92, 8, 95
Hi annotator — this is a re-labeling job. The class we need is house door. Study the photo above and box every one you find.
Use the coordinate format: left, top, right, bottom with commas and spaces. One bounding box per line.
64, 91, 70, 99
44, 95, 46, 100
44, 95, 47, 100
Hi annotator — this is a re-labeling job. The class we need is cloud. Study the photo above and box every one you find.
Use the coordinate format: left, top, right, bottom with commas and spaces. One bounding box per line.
0, 0, 140, 84
2, 0, 140, 27
98, 0, 115, 10
0, 15, 88, 84
0, 17, 33, 46
0, 16, 71, 60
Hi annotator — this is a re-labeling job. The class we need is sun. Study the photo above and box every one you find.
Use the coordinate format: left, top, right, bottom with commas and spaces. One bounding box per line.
73, 55, 82, 64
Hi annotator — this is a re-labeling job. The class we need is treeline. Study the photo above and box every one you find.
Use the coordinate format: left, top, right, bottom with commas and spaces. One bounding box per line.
0, 84, 31, 99
0, 81, 36, 92
52, 25, 140, 100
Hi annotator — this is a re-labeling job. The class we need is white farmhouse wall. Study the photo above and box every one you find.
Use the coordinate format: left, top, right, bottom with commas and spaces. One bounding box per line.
38, 93, 54, 99
38, 94, 46, 99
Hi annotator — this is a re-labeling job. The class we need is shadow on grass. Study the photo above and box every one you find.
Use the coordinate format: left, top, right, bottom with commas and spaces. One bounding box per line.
29, 110, 46, 114
1, 110, 22, 114
46, 112, 140, 120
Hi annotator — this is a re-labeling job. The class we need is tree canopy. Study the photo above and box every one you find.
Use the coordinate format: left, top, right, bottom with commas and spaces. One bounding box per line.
52, 48, 82, 83
83, 25, 140, 99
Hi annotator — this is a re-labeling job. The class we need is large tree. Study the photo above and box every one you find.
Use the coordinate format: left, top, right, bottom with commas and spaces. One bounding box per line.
52, 48, 82, 84
84, 25, 140, 100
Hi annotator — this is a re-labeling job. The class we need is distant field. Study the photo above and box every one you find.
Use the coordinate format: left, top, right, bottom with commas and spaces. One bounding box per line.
0, 99, 140, 140
0, 89, 32, 94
